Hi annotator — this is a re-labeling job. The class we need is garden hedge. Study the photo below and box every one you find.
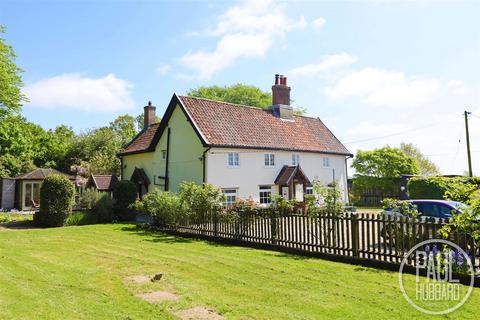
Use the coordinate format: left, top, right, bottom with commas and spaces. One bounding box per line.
34, 174, 75, 227
407, 176, 480, 201
113, 180, 137, 221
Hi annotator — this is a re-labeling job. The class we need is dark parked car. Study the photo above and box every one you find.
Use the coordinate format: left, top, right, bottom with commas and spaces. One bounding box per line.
382, 199, 467, 221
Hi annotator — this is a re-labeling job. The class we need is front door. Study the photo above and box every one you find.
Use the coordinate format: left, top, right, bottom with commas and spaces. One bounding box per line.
282, 186, 289, 199
295, 183, 304, 202
24, 182, 41, 210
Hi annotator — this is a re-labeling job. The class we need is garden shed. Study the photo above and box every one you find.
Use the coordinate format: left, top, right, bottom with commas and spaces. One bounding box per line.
0, 178, 16, 210
15, 168, 75, 211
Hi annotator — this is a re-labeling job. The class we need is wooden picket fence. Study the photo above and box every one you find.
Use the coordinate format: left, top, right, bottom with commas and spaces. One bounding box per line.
166, 210, 479, 270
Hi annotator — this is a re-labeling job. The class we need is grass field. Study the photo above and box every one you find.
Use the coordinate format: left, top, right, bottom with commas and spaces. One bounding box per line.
0, 223, 478, 319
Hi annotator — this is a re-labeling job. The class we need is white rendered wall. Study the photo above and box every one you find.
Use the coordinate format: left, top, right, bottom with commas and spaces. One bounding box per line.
205, 148, 349, 203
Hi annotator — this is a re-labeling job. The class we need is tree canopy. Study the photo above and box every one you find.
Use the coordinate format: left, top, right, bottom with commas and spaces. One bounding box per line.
399, 142, 440, 176
0, 26, 26, 117
352, 146, 420, 178
187, 83, 306, 115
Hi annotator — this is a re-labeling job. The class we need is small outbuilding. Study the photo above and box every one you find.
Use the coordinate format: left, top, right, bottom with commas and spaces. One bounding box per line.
86, 174, 118, 195
15, 168, 75, 211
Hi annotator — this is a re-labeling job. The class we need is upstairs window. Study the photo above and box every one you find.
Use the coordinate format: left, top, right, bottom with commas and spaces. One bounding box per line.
292, 154, 300, 166
264, 154, 275, 167
161, 150, 167, 160
222, 189, 237, 207
323, 157, 330, 168
306, 186, 314, 195
259, 186, 272, 204
228, 152, 239, 167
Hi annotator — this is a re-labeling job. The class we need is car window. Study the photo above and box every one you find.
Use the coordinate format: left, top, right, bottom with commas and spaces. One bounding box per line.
438, 205, 453, 219
420, 203, 439, 217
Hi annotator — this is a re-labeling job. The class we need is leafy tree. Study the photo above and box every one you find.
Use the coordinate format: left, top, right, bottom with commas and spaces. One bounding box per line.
0, 115, 50, 177
0, 26, 27, 117
109, 115, 137, 144
352, 146, 420, 178
135, 113, 161, 131
187, 83, 306, 115
400, 142, 440, 176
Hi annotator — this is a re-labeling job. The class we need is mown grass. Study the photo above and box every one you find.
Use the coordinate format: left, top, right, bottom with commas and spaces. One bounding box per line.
0, 223, 478, 319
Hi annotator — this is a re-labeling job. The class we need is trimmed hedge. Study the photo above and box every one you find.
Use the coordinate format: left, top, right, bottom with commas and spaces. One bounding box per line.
34, 174, 75, 227
407, 176, 480, 202
113, 180, 137, 221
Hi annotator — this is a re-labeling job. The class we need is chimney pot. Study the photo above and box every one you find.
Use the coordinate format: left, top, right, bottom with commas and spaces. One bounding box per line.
272, 74, 291, 105
144, 101, 156, 129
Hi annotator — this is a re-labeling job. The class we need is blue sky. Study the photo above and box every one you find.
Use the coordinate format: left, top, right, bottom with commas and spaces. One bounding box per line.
1, 0, 479, 175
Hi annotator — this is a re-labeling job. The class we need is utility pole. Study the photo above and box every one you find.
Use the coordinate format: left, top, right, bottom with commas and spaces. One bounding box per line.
464, 110, 473, 177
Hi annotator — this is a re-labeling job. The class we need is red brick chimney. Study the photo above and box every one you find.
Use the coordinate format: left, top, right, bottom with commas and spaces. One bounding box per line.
272, 74, 291, 105
144, 101, 156, 129
270, 74, 293, 120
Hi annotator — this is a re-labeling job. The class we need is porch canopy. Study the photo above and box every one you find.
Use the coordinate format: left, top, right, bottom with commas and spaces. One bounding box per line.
130, 167, 150, 199
274, 165, 311, 200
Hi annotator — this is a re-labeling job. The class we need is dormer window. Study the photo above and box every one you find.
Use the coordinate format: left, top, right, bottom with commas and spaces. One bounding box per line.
264, 154, 275, 167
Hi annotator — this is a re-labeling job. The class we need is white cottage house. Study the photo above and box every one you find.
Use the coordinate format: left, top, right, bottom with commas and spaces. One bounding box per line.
118, 75, 353, 205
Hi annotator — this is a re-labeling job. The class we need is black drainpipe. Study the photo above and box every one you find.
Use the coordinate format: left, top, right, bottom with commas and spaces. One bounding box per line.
165, 127, 171, 191
202, 147, 211, 184
345, 155, 352, 204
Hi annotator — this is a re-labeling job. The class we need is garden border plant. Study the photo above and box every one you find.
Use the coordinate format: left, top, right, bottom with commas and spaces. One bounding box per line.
34, 174, 75, 227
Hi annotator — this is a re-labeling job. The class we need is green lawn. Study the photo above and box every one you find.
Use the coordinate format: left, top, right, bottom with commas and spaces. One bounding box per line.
0, 223, 478, 319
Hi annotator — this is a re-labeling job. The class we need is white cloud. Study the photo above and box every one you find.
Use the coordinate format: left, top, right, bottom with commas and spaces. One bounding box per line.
156, 64, 171, 75
24, 73, 135, 112
324, 67, 467, 108
179, 0, 306, 80
311, 17, 326, 30
289, 53, 357, 77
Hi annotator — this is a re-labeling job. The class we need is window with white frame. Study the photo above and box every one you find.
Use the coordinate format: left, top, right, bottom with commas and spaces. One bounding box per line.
264, 153, 275, 167
228, 152, 239, 167
259, 185, 272, 204
222, 189, 237, 207
292, 154, 300, 166
306, 186, 313, 195
323, 157, 330, 168
161, 150, 167, 160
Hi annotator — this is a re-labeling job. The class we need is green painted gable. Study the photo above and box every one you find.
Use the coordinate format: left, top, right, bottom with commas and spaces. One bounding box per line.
121, 103, 205, 193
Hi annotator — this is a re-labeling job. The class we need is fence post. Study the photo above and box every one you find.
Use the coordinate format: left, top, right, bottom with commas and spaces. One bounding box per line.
271, 209, 277, 246
213, 210, 218, 237
351, 213, 359, 257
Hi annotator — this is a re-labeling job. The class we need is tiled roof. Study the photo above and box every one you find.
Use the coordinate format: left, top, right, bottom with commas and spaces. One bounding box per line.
15, 168, 73, 180
88, 175, 118, 191
119, 123, 160, 155
119, 94, 351, 156
179, 96, 351, 155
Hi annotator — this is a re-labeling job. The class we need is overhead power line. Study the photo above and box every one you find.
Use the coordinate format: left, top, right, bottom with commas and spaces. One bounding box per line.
343, 123, 441, 145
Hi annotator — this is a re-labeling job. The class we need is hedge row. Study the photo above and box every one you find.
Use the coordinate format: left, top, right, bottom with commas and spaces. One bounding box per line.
407, 176, 480, 201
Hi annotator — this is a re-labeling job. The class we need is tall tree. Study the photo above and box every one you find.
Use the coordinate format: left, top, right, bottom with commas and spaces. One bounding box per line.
400, 142, 440, 176
0, 26, 27, 117
187, 83, 306, 115
352, 146, 420, 178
